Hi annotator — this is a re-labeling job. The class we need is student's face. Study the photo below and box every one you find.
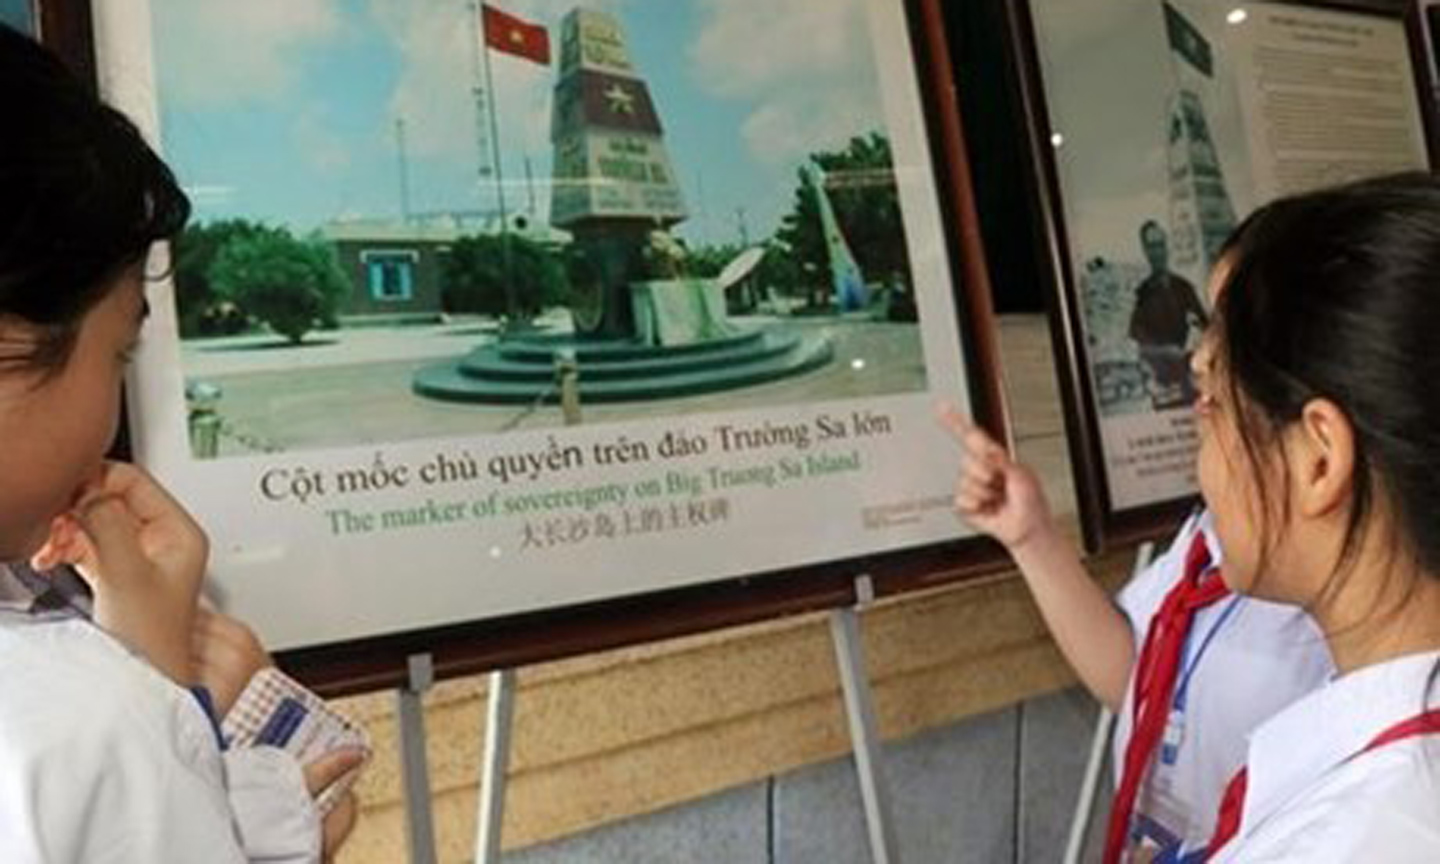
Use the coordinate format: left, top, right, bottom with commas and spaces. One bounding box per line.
0, 270, 145, 559
1191, 258, 1291, 596
1193, 349, 1269, 593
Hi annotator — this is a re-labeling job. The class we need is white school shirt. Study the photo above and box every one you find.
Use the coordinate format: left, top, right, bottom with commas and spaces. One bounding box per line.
0, 572, 321, 863
1112, 511, 1334, 861
1211, 649, 1440, 863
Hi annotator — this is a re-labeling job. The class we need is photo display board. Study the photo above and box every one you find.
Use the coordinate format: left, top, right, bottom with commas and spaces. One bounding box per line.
1008, 0, 1433, 551
73, 0, 1007, 690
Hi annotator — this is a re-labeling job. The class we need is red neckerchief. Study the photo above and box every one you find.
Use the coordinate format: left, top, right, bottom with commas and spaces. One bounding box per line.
1205, 708, 1440, 858
1104, 531, 1231, 864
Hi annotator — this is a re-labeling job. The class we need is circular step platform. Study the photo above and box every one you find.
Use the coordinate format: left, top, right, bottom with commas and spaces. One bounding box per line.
413, 326, 833, 404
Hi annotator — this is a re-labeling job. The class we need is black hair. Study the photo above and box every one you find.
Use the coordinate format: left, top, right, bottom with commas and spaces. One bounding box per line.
0, 24, 189, 369
1213, 172, 1440, 608
1139, 219, 1166, 242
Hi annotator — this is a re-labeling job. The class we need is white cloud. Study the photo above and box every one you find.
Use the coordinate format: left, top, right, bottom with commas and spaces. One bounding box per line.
689, 0, 864, 97
152, 0, 344, 106
741, 87, 875, 168
367, 1, 477, 163
368, 0, 595, 169
689, 0, 881, 169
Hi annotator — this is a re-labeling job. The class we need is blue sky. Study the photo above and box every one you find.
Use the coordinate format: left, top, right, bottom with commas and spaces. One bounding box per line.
150, 0, 888, 246
0, 0, 32, 32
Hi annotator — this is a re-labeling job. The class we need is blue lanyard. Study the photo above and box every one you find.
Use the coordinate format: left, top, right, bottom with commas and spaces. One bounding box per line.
1172, 593, 1243, 713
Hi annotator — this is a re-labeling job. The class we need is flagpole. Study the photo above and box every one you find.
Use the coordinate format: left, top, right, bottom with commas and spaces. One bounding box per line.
466, 1, 490, 182
472, 1, 518, 327
395, 117, 412, 223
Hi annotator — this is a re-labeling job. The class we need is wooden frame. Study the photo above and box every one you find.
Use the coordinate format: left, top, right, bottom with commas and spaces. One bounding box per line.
1414, 0, 1440, 163
40, 0, 1008, 696
1004, 0, 1434, 553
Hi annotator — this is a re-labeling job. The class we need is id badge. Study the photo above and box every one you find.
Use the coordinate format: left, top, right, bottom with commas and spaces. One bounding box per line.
1143, 789, 1188, 861
1160, 708, 1185, 766
1129, 760, 1189, 863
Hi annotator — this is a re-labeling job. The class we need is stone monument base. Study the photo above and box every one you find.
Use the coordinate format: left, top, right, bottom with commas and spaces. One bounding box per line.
412, 327, 832, 405
630, 279, 733, 347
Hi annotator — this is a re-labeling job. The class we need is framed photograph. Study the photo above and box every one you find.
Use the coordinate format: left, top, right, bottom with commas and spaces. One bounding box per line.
1005, 0, 1433, 552
75, 0, 1006, 691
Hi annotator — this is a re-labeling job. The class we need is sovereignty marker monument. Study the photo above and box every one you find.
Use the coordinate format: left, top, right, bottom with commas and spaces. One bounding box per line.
1162, 2, 1237, 288
551, 7, 686, 338
415, 6, 832, 405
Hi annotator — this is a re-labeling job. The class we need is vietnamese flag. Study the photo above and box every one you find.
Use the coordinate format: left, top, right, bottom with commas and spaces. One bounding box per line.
483, 4, 550, 66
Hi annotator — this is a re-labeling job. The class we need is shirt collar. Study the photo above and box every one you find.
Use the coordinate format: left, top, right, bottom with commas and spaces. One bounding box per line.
1240, 649, 1440, 839
0, 563, 37, 612
0, 562, 92, 618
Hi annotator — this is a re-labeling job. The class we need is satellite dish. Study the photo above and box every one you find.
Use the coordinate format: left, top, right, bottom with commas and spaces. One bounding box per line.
716, 246, 766, 290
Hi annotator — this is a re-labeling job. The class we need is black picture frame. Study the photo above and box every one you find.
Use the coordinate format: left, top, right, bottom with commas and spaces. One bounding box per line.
1414, 0, 1440, 162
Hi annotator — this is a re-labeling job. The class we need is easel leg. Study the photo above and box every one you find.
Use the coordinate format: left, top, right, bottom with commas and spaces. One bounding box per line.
1062, 541, 1155, 864
1062, 706, 1116, 864
830, 576, 900, 864
474, 668, 517, 864
397, 653, 438, 864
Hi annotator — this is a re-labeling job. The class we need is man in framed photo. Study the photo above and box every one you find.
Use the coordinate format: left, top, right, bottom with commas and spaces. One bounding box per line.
1129, 219, 1207, 410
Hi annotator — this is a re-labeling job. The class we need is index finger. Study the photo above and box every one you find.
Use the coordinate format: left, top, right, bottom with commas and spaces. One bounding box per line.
935, 402, 1005, 461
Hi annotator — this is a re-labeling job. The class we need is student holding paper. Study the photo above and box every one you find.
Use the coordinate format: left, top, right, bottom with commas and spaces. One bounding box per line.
0, 24, 359, 863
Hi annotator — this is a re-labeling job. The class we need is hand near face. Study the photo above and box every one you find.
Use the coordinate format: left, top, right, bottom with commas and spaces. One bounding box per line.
31, 461, 209, 685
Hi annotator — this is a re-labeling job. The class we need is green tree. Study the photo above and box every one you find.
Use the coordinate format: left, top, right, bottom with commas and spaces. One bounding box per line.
753, 242, 806, 301
773, 132, 911, 308
684, 243, 743, 279
172, 220, 269, 337
442, 234, 567, 320
210, 230, 348, 344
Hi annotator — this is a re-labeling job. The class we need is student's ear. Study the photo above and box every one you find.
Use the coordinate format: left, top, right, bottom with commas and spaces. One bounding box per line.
1291, 398, 1355, 519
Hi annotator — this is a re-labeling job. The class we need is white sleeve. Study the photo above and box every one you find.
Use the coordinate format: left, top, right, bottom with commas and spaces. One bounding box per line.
224, 746, 323, 864
0, 619, 249, 864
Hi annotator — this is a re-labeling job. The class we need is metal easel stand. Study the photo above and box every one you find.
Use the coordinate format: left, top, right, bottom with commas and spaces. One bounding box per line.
1061, 541, 1156, 864
398, 653, 438, 864
830, 574, 901, 864
474, 668, 517, 864
472, 574, 899, 864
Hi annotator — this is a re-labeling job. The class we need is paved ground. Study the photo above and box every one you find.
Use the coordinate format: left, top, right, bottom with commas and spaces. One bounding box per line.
183, 314, 928, 458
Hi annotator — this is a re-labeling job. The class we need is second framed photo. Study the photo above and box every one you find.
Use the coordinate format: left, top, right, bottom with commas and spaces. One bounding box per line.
1007, 0, 1434, 551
